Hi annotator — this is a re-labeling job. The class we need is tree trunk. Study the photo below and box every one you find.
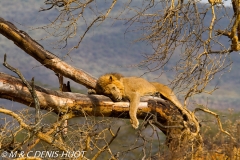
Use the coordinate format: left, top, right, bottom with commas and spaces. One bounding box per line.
0, 17, 203, 158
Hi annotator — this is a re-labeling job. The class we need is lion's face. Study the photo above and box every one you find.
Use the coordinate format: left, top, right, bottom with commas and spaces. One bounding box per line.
103, 84, 122, 102
96, 73, 125, 102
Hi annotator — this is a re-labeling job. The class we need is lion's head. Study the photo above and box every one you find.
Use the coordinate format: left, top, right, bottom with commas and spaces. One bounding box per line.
96, 73, 124, 102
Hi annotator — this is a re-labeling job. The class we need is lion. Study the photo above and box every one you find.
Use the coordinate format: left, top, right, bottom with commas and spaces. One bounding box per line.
150, 82, 183, 110
94, 73, 182, 129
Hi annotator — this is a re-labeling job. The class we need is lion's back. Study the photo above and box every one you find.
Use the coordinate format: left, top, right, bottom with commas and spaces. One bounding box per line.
96, 73, 157, 98
122, 77, 156, 96
151, 82, 182, 108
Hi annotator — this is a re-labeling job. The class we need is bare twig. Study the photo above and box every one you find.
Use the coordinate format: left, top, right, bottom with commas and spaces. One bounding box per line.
0, 108, 74, 152
3, 54, 40, 125
193, 108, 234, 139
92, 127, 120, 160
38, 0, 118, 52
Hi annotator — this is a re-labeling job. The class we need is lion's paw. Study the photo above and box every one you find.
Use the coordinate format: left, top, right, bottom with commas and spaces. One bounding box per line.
88, 89, 96, 95
130, 119, 139, 129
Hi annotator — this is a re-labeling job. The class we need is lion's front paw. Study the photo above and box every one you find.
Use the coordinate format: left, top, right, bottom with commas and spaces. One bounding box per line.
130, 119, 139, 129
88, 89, 96, 95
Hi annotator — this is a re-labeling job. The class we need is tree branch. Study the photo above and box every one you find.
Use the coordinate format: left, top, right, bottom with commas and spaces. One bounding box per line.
0, 72, 183, 132
0, 71, 204, 156
0, 17, 96, 89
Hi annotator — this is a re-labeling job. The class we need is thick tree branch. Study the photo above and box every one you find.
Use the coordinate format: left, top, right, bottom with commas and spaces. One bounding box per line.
0, 17, 96, 89
0, 71, 204, 155
0, 72, 182, 131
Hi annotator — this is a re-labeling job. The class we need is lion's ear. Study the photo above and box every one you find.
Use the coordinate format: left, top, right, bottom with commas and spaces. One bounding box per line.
109, 76, 113, 82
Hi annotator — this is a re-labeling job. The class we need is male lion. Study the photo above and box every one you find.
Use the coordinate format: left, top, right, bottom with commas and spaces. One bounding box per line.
94, 73, 182, 129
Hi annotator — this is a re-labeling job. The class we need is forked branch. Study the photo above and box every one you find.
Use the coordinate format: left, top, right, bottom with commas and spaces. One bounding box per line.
193, 108, 234, 139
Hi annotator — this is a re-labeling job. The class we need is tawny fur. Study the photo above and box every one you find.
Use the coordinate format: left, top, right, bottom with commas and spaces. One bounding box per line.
150, 82, 182, 109
95, 73, 182, 129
